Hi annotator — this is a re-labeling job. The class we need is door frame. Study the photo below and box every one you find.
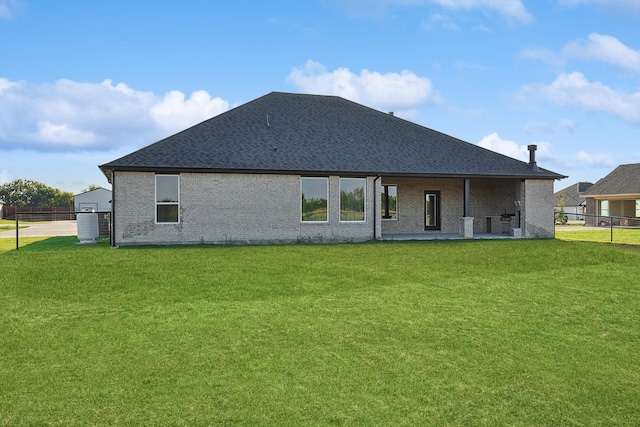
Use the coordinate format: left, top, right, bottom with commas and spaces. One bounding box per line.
424, 190, 441, 231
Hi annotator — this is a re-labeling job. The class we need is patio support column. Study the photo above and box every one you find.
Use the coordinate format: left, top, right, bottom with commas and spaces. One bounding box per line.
464, 178, 470, 217
461, 178, 474, 238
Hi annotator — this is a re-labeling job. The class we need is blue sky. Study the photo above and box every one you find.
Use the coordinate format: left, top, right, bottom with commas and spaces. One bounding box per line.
1, 0, 639, 194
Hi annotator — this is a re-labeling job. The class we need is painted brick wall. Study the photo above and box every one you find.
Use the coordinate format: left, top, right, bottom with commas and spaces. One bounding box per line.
467, 179, 518, 234
522, 179, 555, 238
113, 172, 555, 244
113, 172, 375, 245
380, 177, 463, 234
380, 177, 525, 235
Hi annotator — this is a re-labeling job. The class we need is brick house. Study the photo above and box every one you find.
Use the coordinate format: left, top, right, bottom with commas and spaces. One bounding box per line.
554, 182, 593, 221
583, 163, 640, 226
99, 92, 566, 246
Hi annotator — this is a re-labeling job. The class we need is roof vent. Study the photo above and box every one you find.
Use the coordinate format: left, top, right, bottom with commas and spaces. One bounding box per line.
528, 144, 539, 172
389, 112, 394, 117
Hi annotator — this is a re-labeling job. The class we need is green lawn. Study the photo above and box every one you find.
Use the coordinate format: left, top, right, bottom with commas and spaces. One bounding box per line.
1, 237, 639, 425
0, 219, 34, 232
556, 226, 640, 245
0, 219, 17, 232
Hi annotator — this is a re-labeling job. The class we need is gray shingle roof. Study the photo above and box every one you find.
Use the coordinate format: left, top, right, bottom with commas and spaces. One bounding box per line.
100, 92, 565, 181
555, 182, 593, 206
583, 163, 640, 196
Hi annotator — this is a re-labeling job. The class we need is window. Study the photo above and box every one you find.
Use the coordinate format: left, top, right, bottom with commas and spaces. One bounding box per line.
340, 178, 366, 222
381, 184, 397, 220
156, 175, 179, 223
301, 177, 328, 222
636, 200, 640, 217
600, 200, 609, 216
425, 191, 441, 230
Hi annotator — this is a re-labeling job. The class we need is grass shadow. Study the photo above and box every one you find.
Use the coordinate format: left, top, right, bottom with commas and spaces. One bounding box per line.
12, 236, 110, 252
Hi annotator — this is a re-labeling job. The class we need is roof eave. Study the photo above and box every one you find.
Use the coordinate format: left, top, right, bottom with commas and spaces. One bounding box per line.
98, 165, 566, 180
583, 192, 640, 198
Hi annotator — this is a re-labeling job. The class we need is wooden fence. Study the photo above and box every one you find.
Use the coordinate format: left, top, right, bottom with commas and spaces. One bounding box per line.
2, 206, 75, 221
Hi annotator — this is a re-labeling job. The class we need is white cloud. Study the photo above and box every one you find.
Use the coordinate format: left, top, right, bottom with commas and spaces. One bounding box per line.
0, 78, 18, 93
521, 72, 640, 124
0, 169, 11, 185
524, 121, 553, 134
477, 132, 553, 162
0, 78, 230, 152
563, 33, 640, 74
430, 0, 532, 23
151, 90, 229, 131
332, 0, 531, 23
287, 60, 441, 112
576, 150, 616, 167
518, 47, 565, 68
330, 0, 423, 20
35, 121, 98, 146
422, 12, 459, 30
558, 0, 640, 16
558, 118, 577, 132
478, 132, 527, 160
0, 0, 22, 19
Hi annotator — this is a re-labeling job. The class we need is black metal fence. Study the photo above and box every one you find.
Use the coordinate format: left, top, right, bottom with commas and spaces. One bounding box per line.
6, 212, 111, 250
555, 210, 640, 242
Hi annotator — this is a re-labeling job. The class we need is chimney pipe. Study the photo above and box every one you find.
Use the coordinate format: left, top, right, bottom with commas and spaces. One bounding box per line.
528, 144, 539, 172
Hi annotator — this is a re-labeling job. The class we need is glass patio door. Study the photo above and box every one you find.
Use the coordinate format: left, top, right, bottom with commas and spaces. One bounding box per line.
425, 191, 441, 230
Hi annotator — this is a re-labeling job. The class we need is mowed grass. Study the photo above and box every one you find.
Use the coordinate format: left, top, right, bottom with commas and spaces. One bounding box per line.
1, 237, 639, 425
0, 219, 38, 232
556, 226, 640, 245
0, 219, 18, 232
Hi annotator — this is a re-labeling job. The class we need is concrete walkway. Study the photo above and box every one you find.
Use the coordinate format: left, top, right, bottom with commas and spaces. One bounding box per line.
381, 233, 515, 241
0, 220, 78, 238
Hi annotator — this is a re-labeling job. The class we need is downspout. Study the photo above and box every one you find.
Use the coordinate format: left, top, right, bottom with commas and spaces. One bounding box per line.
373, 175, 381, 240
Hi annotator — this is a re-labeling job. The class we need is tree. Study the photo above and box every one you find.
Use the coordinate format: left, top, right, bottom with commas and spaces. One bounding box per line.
81, 184, 104, 193
555, 197, 568, 225
0, 179, 73, 207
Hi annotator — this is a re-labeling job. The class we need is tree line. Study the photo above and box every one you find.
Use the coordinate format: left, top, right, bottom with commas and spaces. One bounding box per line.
0, 179, 75, 207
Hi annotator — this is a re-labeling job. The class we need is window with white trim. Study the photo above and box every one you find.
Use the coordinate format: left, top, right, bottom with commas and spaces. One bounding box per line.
636, 200, 640, 217
600, 200, 609, 217
301, 177, 328, 222
156, 174, 179, 223
340, 178, 366, 222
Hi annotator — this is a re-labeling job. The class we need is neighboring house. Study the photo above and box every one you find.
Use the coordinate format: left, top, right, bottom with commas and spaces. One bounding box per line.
74, 188, 112, 212
99, 92, 566, 246
583, 163, 640, 226
554, 182, 593, 220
